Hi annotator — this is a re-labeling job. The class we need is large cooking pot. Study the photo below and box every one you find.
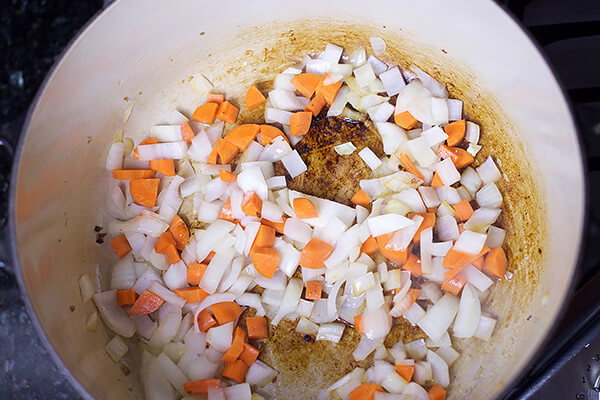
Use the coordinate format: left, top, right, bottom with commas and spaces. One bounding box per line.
8, 0, 585, 398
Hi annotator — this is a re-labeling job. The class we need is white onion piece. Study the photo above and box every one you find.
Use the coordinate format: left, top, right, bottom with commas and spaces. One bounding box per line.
353, 63, 376, 88
329, 63, 353, 76
404, 302, 426, 325
92, 290, 135, 337
156, 353, 188, 396
368, 102, 394, 123
269, 89, 310, 111
200, 249, 234, 294
208, 388, 226, 400
453, 283, 481, 338
227, 274, 254, 298
435, 346, 460, 367
158, 110, 187, 125
296, 300, 315, 319
316, 322, 345, 343
426, 331, 452, 348
369, 361, 396, 386
460, 167, 483, 196
436, 186, 461, 205
105, 184, 129, 220
273, 238, 301, 277
105, 142, 124, 170
411, 66, 448, 98
151, 125, 183, 142
218, 256, 243, 292
361, 307, 392, 340
324, 225, 361, 269
358, 147, 383, 170
460, 265, 494, 292
266, 175, 287, 190
375, 122, 407, 155
475, 314, 497, 341
114, 213, 169, 237
327, 279, 345, 317
265, 107, 292, 125
328, 368, 365, 392
379, 67, 405, 97
327, 85, 350, 117
206, 321, 234, 352
435, 215, 460, 241
486, 225, 506, 247
197, 200, 222, 223
467, 142, 482, 157
465, 121, 480, 144
205, 346, 224, 364
79, 274, 96, 303
172, 313, 192, 343
259, 137, 291, 162
423, 257, 445, 283
283, 218, 313, 244
133, 267, 161, 294
237, 167, 268, 200
245, 360, 278, 388
367, 214, 413, 237
431, 241, 453, 257
446, 99, 463, 121
184, 328, 207, 354
477, 156, 502, 184
453, 230, 487, 255
417, 294, 459, 342
274, 73, 298, 91
143, 355, 177, 400
381, 371, 408, 394
192, 293, 236, 331
237, 293, 265, 317
431, 98, 449, 125
369, 37, 386, 55
148, 281, 186, 308
434, 158, 460, 186
262, 289, 284, 308
388, 214, 424, 252
391, 189, 425, 213
137, 142, 187, 160
163, 261, 187, 290
281, 150, 307, 178
195, 220, 235, 261
427, 349, 450, 388
405, 339, 427, 360
421, 126, 448, 148
261, 200, 283, 223
353, 335, 384, 361
334, 142, 357, 155
132, 315, 157, 340
105, 335, 128, 362
255, 270, 287, 291
187, 130, 213, 163
407, 136, 438, 167
419, 227, 433, 274
223, 383, 252, 400
476, 183, 503, 208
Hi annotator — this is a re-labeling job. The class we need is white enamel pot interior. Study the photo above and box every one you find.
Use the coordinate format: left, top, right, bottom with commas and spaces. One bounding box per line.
11, 0, 585, 398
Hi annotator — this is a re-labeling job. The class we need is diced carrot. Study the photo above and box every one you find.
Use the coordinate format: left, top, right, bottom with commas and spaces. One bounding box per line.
202, 251, 216, 264
444, 120, 466, 147
429, 384, 447, 400
290, 111, 312, 136
394, 111, 419, 130
222, 327, 247, 363
224, 124, 261, 151
207, 93, 225, 104
443, 245, 490, 272
293, 198, 318, 219
221, 359, 248, 384
442, 274, 468, 295
395, 364, 414, 382
239, 342, 259, 366
291, 73, 322, 98
354, 315, 364, 334
112, 169, 156, 180
413, 212, 436, 244
187, 262, 208, 285
351, 189, 371, 207
251, 225, 276, 253
259, 125, 288, 145
129, 178, 159, 207
403, 288, 421, 308
218, 139, 239, 164
149, 159, 175, 176
110, 235, 132, 258
483, 247, 508, 278
216, 101, 239, 124
246, 316, 269, 339
219, 170, 237, 183
183, 379, 221, 396
211, 302, 243, 325
299, 237, 334, 269
165, 244, 181, 265
180, 122, 195, 143
399, 153, 425, 180
437, 145, 474, 169
305, 281, 322, 300
376, 234, 408, 263
245, 85, 266, 111
431, 172, 444, 187
360, 236, 379, 255
262, 217, 287, 235
219, 197, 236, 223
315, 74, 343, 105
402, 253, 422, 277
305, 92, 326, 117
133, 137, 157, 160
154, 231, 177, 254
241, 191, 263, 217
116, 289, 137, 307
192, 102, 219, 124
252, 247, 280, 279
472, 255, 485, 270
207, 138, 222, 165
349, 382, 384, 400
129, 290, 164, 315
454, 200, 474, 222
169, 215, 190, 251
174, 287, 209, 303
197, 309, 217, 332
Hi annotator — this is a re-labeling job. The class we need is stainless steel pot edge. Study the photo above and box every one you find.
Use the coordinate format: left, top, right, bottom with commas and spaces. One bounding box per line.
7, 2, 121, 399
487, 0, 589, 398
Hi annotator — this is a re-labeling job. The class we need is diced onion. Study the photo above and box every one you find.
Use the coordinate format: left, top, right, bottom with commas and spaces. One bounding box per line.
379, 67, 406, 97
281, 150, 307, 178
361, 307, 392, 340
367, 102, 394, 123
269, 89, 310, 111
327, 86, 350, 117
105, 142, 124, 170
460, 265, 494, 292
316, 322, 346, 343
369, 37, 386, 55
367, 55, 388, 76
334, 142, 357, 155
163, 261, 188, 290
452, 283, 481, 338
427, 349, 450, 388
435, 215, 459, 241
367, 214, 413, 237
465, 121, 480, 144
453, 230, 487, 255
354, 63, 377, 87
422, 126, 448, 147
105, 335, 128, 362
381, 371, 408, 394
447, 99, 463, 121
191, 74, 213, 93
137, 142, 188, 160
86, 311, 98, 332
476, 156, 502, 184
358, 147, 383, 170
407, 136, 438, 167
151, 125, 183, 142
416, 293, 459, 342
486, 225, 506, 248
353, 335, 384, 361
434, 158, 460, 186
93, 290, 135, 337
79, 274, 96, 303
156, 353, 188, 396
435, 346, 460, 366
404, 302, 426, 325
149, 281, 186, 308
200, 250, 235, 294
265, 108, 292, 125
206, 321, 234, 352
411, 66, 448, 98
283, 218, 313, 244
246, 360, 278, 387
475, 314, 497, 341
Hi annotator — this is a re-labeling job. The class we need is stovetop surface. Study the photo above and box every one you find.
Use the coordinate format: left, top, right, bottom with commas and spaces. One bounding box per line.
1, 0, 600, 399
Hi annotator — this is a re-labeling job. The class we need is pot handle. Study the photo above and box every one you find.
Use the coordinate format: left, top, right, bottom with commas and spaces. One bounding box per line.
0, 137, 14, 274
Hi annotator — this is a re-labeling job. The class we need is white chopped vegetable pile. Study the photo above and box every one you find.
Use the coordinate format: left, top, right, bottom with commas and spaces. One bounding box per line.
89, 38, 509, 400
